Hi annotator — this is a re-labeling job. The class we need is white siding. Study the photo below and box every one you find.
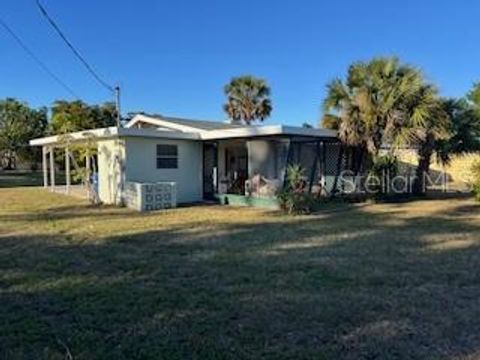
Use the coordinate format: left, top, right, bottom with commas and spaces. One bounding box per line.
124, 137, 203, 203
97, 139, 126, 205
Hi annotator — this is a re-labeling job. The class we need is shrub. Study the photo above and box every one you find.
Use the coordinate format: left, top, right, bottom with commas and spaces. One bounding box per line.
471, 160, 480, 201
278, 164, 314, 214
367, 154, 398, 196
285, 164, 307, 192
277, 191, 315, 215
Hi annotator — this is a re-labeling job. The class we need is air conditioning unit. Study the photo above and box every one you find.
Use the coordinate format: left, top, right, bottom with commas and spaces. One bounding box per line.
125, 182, 177, 212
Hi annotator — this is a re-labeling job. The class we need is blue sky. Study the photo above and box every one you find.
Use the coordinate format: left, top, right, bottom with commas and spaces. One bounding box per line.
1, 0, 479, 126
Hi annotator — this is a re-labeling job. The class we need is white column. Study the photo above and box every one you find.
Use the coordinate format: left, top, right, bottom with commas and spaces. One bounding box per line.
86, 153, 91, 182
65, 147, 71, 194
49, 147, 55, 191
86, 153, 91, 199
42, 146, 48, 188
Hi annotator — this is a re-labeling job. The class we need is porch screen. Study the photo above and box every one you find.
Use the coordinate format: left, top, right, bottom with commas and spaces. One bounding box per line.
156, 144, 178, 169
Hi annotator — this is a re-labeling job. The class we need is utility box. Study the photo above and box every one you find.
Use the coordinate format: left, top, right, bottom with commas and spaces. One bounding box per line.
125, 182, 177, 212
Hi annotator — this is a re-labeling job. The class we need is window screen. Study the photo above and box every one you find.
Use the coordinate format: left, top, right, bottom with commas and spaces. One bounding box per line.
156, 144, 178, 169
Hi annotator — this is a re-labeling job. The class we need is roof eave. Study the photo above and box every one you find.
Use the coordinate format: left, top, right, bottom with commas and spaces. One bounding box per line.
29, 127, 201, 146
200, 125, 338, 140
126, 114, 209, 133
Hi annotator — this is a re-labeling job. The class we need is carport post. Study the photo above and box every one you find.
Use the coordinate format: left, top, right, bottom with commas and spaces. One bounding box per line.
65, 146, 71, 194
49, 146, 55, 191
42, 146, 48, 188
86, 152, 91, 198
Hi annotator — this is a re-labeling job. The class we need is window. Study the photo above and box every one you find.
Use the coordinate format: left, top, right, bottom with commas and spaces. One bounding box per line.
156, 144, 178, 169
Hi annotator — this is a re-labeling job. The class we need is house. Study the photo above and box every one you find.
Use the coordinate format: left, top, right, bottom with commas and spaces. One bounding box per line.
30, 114, 340, 209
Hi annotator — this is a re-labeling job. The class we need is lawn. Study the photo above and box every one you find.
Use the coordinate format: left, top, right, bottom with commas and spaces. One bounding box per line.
1, 188, 480, 359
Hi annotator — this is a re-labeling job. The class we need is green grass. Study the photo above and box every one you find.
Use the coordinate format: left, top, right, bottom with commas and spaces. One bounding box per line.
1, 188, 480, 359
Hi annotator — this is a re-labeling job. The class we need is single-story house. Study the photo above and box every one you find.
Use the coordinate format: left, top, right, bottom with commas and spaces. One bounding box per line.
30, 114, 341, 209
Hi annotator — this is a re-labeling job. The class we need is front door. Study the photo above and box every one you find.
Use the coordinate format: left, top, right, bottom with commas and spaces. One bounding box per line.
203, 142, 218, 200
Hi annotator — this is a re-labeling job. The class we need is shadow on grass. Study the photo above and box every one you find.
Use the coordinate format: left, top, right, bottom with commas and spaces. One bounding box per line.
1, 198, 480, 359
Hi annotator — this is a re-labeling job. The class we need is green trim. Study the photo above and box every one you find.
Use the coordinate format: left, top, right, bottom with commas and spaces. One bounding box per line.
215, 194, 280, 209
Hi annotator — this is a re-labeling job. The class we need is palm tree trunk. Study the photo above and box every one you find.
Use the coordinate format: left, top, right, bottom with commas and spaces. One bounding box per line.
413, 133, 434, 195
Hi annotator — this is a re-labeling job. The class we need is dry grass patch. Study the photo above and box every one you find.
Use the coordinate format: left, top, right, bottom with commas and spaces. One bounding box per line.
1, 188, 480, 359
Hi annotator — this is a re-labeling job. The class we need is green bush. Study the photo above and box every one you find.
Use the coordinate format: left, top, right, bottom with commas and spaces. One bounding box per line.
471, 160, 480, 201
285, 164, 307, 192
278, 164, 314, 214
367, 154, 398, 196
277, 191, 315, 215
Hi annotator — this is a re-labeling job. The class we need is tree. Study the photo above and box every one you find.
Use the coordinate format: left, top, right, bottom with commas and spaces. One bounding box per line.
408, 97, 480, 193
0, 98, 47, 169
223, 75, 272, 125
434, 99, 480, 160
400, 87, 450, 194
467, 82, 480, 110
50, 100, 117, 134
323, 57, 428, 157
322, 57, 452, 194
320, 114, 341, 130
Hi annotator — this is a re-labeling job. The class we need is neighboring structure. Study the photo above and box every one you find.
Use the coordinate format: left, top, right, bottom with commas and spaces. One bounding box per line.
394, 149, 480, 191
30, 114, 340, 208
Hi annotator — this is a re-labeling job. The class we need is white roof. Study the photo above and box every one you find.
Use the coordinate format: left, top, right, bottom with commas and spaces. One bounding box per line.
30, 114, 337, 146
201, 125, 336, 140
126, 114, 244, 132
29, 127, 200, 146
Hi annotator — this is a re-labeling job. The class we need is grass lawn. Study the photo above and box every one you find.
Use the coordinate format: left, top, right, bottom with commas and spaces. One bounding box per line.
1, 188, 480, 359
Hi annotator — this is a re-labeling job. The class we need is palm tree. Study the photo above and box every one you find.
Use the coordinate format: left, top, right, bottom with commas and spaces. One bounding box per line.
394, 86, 450, 194
409, 98, 480, 194
223, 75, 272, 125
440, 98, 480, 157
323, 57, 427, 156
322, 57, 453, 194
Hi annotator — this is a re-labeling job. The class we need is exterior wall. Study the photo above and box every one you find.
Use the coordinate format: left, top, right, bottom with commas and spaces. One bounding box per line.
395, 149, 480, 190
97, 139, 126, 205
124, 137, 203, 203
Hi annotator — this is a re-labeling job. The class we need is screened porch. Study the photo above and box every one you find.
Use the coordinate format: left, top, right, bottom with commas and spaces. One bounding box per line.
203, 136, 344, 201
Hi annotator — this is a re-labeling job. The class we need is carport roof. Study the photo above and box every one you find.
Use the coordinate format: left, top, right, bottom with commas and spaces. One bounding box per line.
30, 123, 337, 146
29, 127, 201, 146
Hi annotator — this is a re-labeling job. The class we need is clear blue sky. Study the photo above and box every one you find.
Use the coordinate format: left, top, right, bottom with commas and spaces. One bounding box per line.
1, 0, 479, 126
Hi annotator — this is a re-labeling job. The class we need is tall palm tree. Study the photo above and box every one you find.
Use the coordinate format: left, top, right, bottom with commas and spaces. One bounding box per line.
409, 98, 480, 194
323, 57, 426, 156
393, 86, 450, 194
322, 57, 452, 194
223, 75, 272, 125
